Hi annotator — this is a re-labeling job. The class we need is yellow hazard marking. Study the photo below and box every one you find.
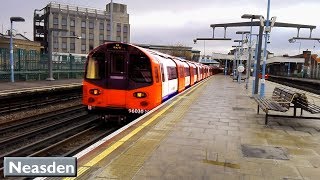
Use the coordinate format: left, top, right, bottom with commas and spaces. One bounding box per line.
63, 78, 210, 180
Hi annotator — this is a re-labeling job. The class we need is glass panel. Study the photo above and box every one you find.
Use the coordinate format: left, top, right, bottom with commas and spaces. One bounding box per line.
86, 53, 105, 79
128, 55, 152, 83
185, 67, 190, 76
111, 54, 125, 74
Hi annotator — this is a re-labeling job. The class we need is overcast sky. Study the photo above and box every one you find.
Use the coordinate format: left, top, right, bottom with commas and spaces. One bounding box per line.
1, 0, 320, 56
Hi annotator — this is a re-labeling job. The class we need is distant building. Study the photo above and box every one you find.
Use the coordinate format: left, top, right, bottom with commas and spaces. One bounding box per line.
0, 33, 42, 70
136, 44, 200, 61
34, 2, 130, 55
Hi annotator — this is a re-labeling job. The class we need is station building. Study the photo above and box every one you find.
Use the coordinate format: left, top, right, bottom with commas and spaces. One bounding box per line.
136, 44, 200, 62
0, 33, 42, 71
33, 2, 130, 56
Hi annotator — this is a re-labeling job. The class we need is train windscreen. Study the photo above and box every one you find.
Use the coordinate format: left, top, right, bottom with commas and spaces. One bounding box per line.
86, 52, 105, 79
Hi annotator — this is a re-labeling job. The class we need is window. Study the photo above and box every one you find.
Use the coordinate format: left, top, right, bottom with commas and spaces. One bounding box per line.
62, 43, 67, 49
167, 66, 177, 80
161, 64, 165, 82
86, 52, 105, 79
123, 37, 127, 43
185, 67, 190, 76
61, 31, 67, 36
128, 55, 152, 83
70, 43, 75, 50
70, 19, 75, 27
89, 33, 94, 40
53, 17, 59, 25
107, 23, 111, 31
81, 33, 86, 39
70, 31, 75, 36
61, 18, 67, 26
99, 34, 104, 40
193, 67, 196, 75
123, 25, 128, 33
81, 44, 86, 51
116, 36, 121, 41
111, 54, 126, 74
81, 21, 86, 28
154, 67, 159, 83
53, 31, 59, 37
53, 42, 58, 49
117, 23, 121, 32
99, 22, 104, 30
107, 35, 111, 40
89, 21, 94, 29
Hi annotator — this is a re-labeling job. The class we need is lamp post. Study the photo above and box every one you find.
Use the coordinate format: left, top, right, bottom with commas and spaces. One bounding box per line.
241, 14, 263, 89
232, 45, 241, 80
47, 28, 68, 81
260, 0, 276, 97
9, 16, 25, 82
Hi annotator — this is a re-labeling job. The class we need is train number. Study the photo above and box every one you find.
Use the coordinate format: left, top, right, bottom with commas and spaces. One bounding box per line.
128, 109, 149, 114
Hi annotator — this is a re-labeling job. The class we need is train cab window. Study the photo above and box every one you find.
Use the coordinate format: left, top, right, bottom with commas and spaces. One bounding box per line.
110, 54, 126, 74
128, 55, 152, 83
185, 67, 190, 77
86, 52, 105, 79
193, 67, 197, 75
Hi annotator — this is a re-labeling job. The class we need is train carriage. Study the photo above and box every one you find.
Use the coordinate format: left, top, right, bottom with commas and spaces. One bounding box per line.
83, 42, 213, 122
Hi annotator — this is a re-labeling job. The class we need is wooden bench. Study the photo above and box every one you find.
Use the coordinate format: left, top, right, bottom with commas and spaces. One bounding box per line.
254, 87, 298, 125
255, 87, 320, 125
294, 93, 320, 115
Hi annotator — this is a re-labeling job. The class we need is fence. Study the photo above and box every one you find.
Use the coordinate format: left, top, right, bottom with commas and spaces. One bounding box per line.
0, 48, 86, 81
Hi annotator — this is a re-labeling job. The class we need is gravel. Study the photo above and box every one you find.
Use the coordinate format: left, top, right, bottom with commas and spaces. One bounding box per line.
0, 99, 82, 124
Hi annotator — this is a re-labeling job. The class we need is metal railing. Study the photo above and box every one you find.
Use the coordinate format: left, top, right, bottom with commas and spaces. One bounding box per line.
0, 48, 85, 81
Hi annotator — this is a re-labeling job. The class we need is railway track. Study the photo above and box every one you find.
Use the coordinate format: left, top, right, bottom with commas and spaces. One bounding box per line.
0, 105, 108, 177
0, 105, 126, 178
268, 76, 320, 95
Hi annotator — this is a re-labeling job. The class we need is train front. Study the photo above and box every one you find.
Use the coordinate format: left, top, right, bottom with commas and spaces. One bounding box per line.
82, 43, 162, 122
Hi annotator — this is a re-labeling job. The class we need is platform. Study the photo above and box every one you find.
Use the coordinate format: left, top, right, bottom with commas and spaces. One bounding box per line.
64, 75, 320, 180
0, 79, 82, 96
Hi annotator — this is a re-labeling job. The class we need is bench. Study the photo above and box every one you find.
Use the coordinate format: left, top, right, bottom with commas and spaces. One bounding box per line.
232, 76, 246, 82
255, 87, 320, 125
254, 87, 298, 125
294, 93, 320, 115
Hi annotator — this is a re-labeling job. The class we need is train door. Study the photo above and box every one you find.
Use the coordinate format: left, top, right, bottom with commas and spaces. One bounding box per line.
106, 52, 128, 106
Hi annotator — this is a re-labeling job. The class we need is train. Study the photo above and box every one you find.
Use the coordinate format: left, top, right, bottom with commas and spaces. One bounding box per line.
82, 42, 215, 122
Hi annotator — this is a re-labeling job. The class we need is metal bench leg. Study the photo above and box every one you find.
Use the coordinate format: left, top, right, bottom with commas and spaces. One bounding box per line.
257, 105, 260, 114
301, 109, 303, 116
294, 106, 297, 117
265, 113, 268, 125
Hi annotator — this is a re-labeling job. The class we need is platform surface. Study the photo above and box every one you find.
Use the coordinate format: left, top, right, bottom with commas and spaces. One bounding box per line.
0, 79, 82, 95
67, 75, 320, 180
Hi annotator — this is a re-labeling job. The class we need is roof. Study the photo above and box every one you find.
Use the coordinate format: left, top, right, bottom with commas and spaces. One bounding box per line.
199, 58, 220, 64
265, 56, 304, 64
0, 33, 31, 41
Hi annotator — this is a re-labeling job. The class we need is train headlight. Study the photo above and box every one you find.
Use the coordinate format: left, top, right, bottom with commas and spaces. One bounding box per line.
89, 89, 101, 95
133, 92, 147, 98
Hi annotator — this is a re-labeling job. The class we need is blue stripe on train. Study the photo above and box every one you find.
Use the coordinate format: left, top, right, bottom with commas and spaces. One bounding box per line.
162, 91, 178, 102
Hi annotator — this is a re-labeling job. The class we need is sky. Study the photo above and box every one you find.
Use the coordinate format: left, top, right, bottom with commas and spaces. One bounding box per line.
1, 0, 320, 56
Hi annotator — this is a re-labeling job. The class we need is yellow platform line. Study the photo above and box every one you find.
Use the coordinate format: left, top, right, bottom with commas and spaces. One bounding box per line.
64, 78, 210, 180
